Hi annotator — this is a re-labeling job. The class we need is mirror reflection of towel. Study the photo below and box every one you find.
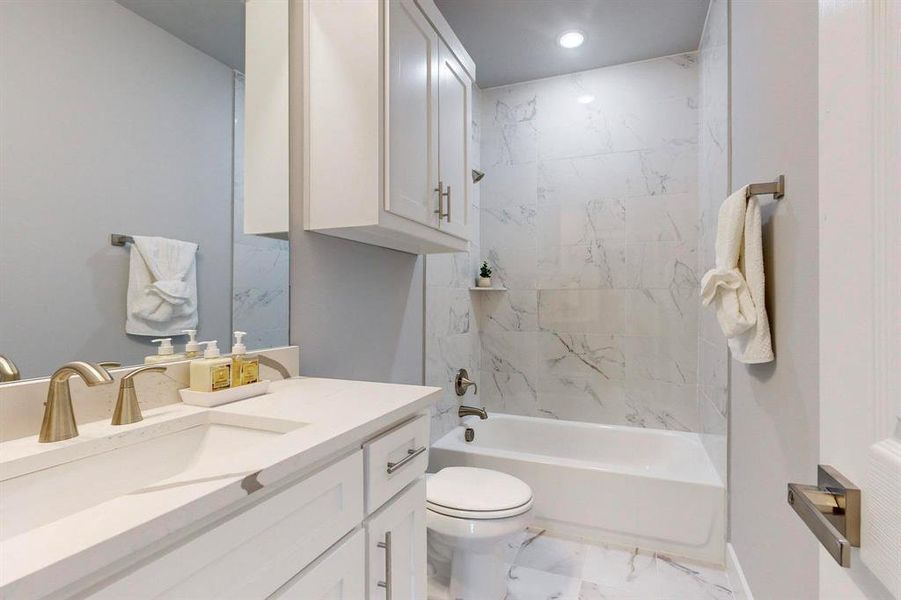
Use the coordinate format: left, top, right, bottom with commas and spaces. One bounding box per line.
126, 235, 198, 336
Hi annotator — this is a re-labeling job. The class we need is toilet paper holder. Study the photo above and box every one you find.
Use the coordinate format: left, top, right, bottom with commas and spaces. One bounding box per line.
787, 465, 860, 567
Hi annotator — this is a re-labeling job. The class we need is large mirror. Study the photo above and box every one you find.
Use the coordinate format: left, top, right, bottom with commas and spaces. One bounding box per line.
0, 0, 289, 380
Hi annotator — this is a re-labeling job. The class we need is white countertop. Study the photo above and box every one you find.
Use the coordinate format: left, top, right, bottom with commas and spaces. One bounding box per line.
0, 377, 440, 598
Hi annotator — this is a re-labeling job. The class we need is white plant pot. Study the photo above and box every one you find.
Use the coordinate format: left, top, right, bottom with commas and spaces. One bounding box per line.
477, 277, 492, 288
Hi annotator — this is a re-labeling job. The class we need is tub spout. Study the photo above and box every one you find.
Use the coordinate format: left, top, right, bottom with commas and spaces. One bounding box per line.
459, 405, 488, 420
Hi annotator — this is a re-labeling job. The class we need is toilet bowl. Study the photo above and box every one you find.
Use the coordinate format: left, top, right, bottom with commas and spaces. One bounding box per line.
426, 467, 534, 600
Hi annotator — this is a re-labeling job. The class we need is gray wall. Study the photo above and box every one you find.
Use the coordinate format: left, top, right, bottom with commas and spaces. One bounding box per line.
0, 0, 234, 378
288, 1, 423, 385
729, 1, 820, 597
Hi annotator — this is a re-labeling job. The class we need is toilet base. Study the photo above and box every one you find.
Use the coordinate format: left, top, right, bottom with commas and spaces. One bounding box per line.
427, 508, 532, 600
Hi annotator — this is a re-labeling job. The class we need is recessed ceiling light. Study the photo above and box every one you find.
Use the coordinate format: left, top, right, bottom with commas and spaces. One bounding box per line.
558, 30, 585, 49
577, 94, 595, 104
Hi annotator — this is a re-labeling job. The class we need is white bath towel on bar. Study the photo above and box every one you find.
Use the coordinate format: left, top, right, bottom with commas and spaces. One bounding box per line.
700, 186, 774, 364
126, 235, 199, 336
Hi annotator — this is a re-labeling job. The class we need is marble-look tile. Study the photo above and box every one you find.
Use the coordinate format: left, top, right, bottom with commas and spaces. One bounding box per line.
480, 369, 539, 416
428, 528, 734, 600
506, 565, 582, 600
538, 333, 626, 381
474, 52, 705, 434
621, 334, 698, 385
538, 199, 626, 247
514, 529, 587, 578
538, 289, 626, 334
481, 330, 539, 376
232, 242, 290, 336
623, 380, 700, 431
427, 288, 472, 337
482, 162, 539, 210
536, 375, 628, 424
538, 241, 627, 290
581, 544, 658, 597
476, 289, 539, 334
482, 202, 538, 250
626, 193, 699, 244
655, 554, 733, 600
625, 288, 698, 339
426, 252, 472, 289
625, 241, 699, 289
485, 245, 539, 290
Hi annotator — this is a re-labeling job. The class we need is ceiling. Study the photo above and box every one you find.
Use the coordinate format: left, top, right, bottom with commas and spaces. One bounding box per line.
434, 0, 710, 88
116, 0, 245, 72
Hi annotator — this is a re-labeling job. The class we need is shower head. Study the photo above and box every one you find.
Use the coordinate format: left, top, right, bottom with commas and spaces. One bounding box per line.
472, 169, 485, 183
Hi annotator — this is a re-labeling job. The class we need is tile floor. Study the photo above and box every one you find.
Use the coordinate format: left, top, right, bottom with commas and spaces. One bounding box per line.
428, 527, 734, 600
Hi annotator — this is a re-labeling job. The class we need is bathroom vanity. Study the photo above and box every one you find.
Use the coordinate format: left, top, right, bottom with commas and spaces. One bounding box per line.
0, 377, 439, 599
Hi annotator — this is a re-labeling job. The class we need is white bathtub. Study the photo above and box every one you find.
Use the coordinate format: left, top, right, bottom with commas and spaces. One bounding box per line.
429, 413, 725, 564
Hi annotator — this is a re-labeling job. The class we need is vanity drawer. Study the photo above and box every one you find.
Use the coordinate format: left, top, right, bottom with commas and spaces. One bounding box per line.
89, 451, 364, 599
363, 414, 429, 513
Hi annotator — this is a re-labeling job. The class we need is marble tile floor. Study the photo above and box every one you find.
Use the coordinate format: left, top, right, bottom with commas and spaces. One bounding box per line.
428, 527, 733, 600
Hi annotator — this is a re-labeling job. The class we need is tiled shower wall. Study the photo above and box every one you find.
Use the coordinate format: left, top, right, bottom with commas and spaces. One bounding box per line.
476, 55, 702, 431
425, 89, 482, 441
697, 0, 730, 478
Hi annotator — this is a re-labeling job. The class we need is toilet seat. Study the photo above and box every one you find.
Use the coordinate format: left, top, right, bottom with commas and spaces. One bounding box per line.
426, 467, 533, 520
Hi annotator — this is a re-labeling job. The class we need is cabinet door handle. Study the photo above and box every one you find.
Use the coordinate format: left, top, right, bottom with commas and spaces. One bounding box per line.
376, 531, 392, 598
386, 446, 426, 474
445, 185, 452, 222
434, 181, 449, 221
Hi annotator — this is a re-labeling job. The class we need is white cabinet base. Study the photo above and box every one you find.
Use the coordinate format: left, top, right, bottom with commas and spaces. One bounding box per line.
271, 529, 365, 599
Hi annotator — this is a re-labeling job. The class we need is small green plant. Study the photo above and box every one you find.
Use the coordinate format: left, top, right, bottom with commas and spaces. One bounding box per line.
479, 261, 492, 278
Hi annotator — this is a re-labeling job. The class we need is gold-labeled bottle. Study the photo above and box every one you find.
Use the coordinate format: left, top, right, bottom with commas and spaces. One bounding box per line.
230, 331, 260, 387
189, 341, 232, 392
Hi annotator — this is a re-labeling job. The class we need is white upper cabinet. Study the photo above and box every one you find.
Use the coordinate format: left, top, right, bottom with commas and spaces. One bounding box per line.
303, 0, 475, 254
436, 39, 470, 239
386, 0, 439, 229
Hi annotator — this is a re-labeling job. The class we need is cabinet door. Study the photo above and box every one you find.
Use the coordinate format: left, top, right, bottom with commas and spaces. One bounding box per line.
366, 479, 427, 600
386, 0, 439, 228
270, 529, 365, 599
436, 39, 471, 240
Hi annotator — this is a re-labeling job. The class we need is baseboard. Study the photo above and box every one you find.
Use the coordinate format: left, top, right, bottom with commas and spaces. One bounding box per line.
726, 543, 754, 600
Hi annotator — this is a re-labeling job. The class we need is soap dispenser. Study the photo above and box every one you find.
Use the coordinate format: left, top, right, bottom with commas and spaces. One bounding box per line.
230, 331, 260, 387
189, 341, 232, 392
182, 329, 202, 359
145, 338, 185, 364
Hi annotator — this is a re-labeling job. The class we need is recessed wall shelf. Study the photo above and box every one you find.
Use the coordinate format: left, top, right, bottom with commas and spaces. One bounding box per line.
469, 287, 507, 291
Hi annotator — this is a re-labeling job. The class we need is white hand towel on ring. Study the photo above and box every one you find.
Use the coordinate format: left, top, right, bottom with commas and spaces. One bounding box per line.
700, 186, 774, 364
126, 235, 198, 336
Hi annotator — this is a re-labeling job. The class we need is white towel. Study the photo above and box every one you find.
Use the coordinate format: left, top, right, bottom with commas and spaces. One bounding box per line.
126, 235, 199, 336
700, 186, 774, 364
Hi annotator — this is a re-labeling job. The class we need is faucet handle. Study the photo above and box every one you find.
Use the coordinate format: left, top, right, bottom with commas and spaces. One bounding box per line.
112, 365, 166, 426
454, 368, 478, 396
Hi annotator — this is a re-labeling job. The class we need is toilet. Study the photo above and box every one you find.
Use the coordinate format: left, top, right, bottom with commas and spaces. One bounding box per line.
426, 467, 534, 600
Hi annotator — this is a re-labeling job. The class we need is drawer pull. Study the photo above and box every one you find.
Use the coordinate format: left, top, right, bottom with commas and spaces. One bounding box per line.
386, 446, 426, 474
376, 532, 392, 598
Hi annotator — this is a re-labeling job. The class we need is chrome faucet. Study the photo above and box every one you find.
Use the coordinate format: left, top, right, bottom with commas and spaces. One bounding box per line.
39, 361, 115, 443
112, 365, 167, 426
455, 368, 477, 396
458, 405, 488, 420
0, 354, 20, 382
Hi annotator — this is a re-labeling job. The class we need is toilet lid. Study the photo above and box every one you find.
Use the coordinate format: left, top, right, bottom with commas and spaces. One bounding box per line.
426, 467, 533, 520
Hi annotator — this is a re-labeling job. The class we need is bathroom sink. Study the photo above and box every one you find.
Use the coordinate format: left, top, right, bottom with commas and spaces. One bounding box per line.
0, 412, 306, 541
